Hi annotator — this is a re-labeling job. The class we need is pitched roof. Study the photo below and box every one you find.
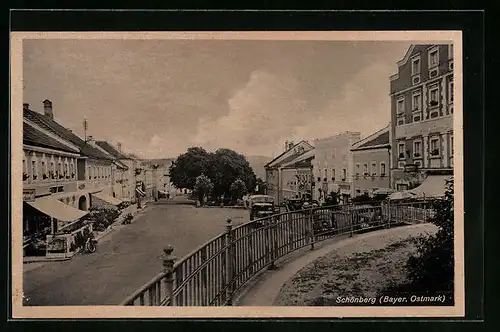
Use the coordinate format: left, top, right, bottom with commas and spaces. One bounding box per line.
351, 128, 390, 151
281, 149, 315, 168
265, 140, 314, 168
23, 108, 114, 161
95, 141, 129, 159
23, 122, 78, 153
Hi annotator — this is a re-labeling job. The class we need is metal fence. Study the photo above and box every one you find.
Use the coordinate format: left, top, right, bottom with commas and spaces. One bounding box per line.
121, 200, 434, 306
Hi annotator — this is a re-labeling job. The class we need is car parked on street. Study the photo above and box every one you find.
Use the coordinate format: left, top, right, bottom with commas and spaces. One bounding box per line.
248, 195, 276, 225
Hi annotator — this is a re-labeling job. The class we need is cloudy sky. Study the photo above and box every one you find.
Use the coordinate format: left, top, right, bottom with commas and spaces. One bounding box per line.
23, 39, 411, 159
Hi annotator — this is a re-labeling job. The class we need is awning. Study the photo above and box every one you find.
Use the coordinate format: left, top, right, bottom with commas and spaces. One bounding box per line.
388, 191, 417, 200
408, 175, 452, 198
91, 191, 123, 206
373, 188, 396, 195
135, 187, 146, 197
26, 197, 88, 222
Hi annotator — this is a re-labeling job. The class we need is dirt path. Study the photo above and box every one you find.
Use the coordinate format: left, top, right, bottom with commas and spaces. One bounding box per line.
274, 224, 438, 306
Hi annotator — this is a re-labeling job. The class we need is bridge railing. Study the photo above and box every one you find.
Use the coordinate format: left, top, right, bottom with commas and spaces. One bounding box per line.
120, 200, 435, 306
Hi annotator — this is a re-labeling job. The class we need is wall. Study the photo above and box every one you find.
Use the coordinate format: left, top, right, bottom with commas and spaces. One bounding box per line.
312, 132, 361, 201
84, 158, 114, 195
390, 44, 454, 188
23, 148, 80, 198
352, 148, 390, 196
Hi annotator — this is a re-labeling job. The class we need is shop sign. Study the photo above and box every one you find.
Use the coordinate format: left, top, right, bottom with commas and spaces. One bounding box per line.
23, 189, 36, 202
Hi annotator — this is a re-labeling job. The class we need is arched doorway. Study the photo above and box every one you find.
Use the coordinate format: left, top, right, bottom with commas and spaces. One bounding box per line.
78, 195, 87, 211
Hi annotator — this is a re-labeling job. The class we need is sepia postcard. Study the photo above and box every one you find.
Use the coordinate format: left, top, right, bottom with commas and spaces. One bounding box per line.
11, 31, 464, 319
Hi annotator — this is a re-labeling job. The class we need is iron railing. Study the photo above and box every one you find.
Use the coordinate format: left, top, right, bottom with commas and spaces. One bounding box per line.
121, 200, 434, 306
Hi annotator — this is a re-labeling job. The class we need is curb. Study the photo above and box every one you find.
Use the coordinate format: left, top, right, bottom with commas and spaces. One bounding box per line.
23, 205, 150, 264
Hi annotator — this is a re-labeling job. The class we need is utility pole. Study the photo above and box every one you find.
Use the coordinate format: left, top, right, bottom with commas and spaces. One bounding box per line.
83, 118, 88, 142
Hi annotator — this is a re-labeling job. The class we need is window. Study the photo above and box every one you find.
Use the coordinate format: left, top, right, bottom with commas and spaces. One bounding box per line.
356, 164, 360, 176
449, 44, 453, 59
23, 158, 27, 180
414, 160, 422, 168
398, 142, 406, 159
428, 46, 439, 68
397, 98, 405, 114
380, 163, 386, 176
412, 92, 421, 111
32, 160, 37, 180
411, 56, 421, 75
414, 140, 422, 158
364, 164, 368, 175
324, 168, 328, 181
50, 162, 55, 178
371, 162, 377, 176
448, 79, 454, 104
398, 161, 405, 169
356, 189, 361, 196
450, 134, 454, 157
41, 161, 46, 179
430, 137, 440, 157
342, 169, 347, 180
429, 85, 439, 106
64, 163, 69, 178
331, 169, 335, 179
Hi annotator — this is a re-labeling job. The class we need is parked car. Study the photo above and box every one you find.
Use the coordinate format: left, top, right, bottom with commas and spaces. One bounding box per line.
249, 195, 276, 225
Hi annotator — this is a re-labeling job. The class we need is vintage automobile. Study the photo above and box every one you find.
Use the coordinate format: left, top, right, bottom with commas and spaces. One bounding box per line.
249, 195, 276, 223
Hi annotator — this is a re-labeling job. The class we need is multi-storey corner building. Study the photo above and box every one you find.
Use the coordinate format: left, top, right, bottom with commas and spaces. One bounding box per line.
389, 44, 454, 190
312, 132, 361, 204
351, 126, 391, 197
280, 148, 315, 201
264, 140, 314, 204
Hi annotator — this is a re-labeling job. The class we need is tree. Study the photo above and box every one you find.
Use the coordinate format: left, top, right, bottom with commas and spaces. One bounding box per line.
170, 147, 257, 201
324, 191, 339, 206
169, 147, 211, 190
405, 177, 454, 294
230, 178, 247, 200
193, 174, 213, 205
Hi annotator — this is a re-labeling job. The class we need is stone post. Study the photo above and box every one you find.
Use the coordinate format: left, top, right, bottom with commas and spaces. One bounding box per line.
163, 245, 176, 306
225, 218, 234, 305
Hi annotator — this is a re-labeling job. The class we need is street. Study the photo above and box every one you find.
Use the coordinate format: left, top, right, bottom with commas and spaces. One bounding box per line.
23, 200, 249, 306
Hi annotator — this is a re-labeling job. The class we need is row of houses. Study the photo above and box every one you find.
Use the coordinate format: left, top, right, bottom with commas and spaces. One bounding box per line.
22, 99, 175, 257
265, 43, 454, 205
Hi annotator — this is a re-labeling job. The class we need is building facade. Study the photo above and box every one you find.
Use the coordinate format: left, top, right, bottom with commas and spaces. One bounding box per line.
264, 141, 314, 204
389, 44, 454, 190
351, 126, 391, 197
280, 149, 315, 201
312, 132, 361, 204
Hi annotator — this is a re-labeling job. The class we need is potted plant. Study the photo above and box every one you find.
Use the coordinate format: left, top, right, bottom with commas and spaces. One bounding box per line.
71, 172, 75, 179
431, 149, 440, 156
33, 174, 38, 180
399, 152, 405, 159
331, 177, 335, 181
380, 173, 386, 177
323, 178, 327, 182
414, 152, 421, 158
430, 100, 438, 107
23, 173, 29, 181
59, 173, 64, 179
43, 173, 48, 179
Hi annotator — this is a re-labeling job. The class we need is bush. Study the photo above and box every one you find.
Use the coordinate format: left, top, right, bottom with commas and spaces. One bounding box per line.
405, 178, 454, 294
379, 177, 454, 301
84, 207, 121, 232
121, 213, 134, 225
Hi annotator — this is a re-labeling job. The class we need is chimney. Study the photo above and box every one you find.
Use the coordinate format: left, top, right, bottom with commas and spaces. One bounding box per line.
87, 135, 94, 144
23, 103, 29, 111
284, 140, 289, 151
288, 141, 294, 150
117, 142, 122, 153
43, 99, 53, 119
